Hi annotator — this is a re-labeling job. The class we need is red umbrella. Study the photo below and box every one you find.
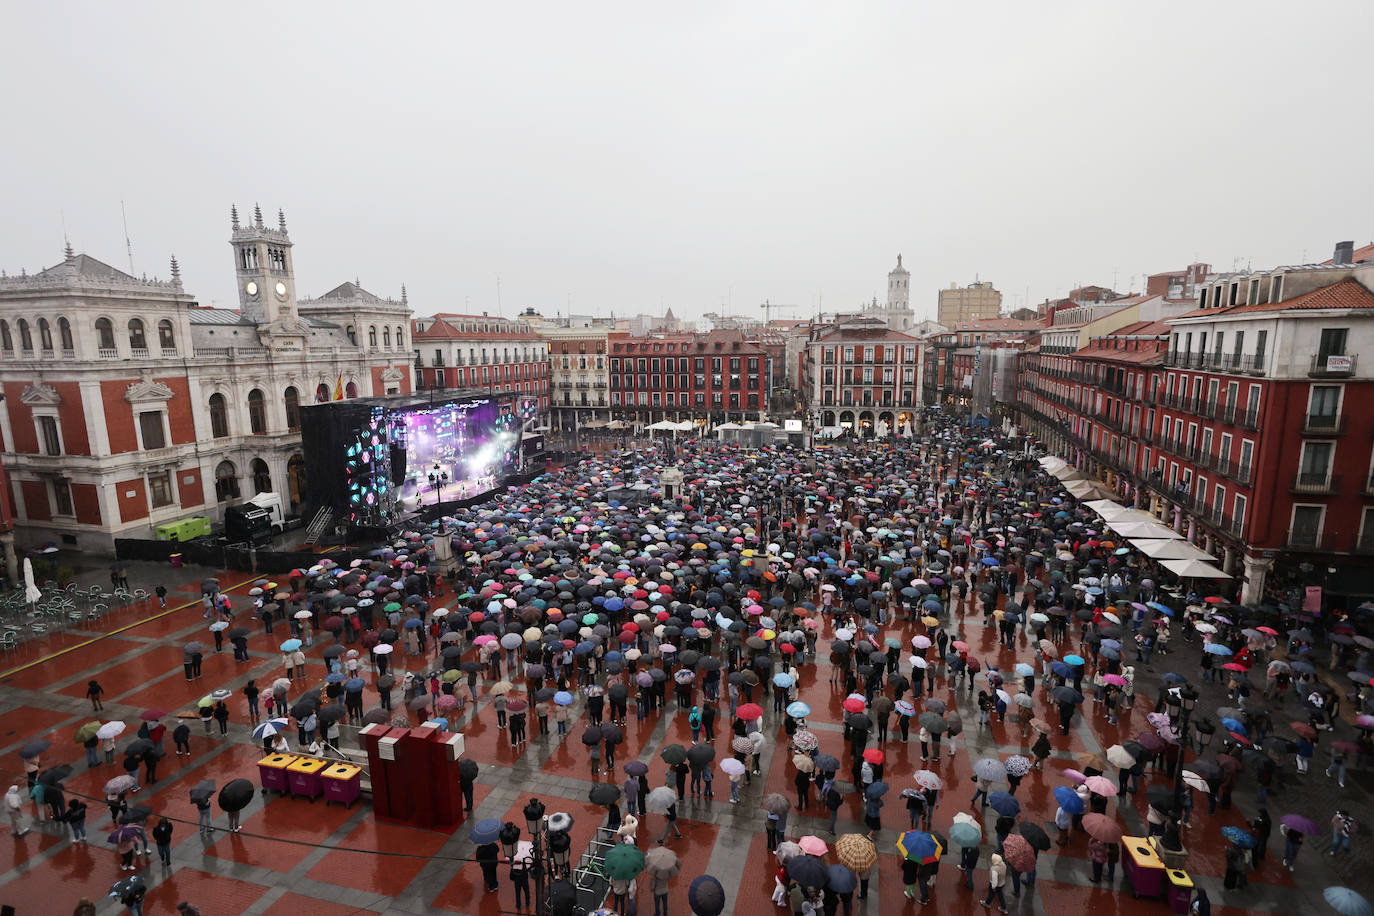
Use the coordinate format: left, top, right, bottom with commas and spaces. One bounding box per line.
1290, 722, 1316, 740
862, 748, 884, 765
1000, 834, 1036, 872
842, 697, 867, 714
1222, 662, 1249, 672
1082, 813, 1122, 843
736, 703, 764, 720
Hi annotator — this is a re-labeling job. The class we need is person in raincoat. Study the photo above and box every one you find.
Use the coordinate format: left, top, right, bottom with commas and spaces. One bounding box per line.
5, 786, 29, 837
981, 852, 1008, 912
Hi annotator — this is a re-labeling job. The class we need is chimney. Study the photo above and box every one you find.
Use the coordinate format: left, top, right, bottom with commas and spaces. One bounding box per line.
1334, 240, 1355, 266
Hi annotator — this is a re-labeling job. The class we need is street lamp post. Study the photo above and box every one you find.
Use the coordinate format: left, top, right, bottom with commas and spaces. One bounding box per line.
1170, 686, 1199, 815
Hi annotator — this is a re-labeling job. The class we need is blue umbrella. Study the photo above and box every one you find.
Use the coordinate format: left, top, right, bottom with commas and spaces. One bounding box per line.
1063, 654, 1085, 666
604, 597, 624, 612
209, 621, 229, 632
325, 672, 346, 683
404, 618, 423, 629
1221, 826, 1256, 849
1220, 718, 1247, 736
1147, 601, 1172, 615
1204, 643, 1234, 656
1162, 672, 1189, 685
1014, 663, 1034, 677
1051, 661, 1071, 678
1053, 785, 1084, 814
344, 677, 366, 692
787, 701, 811, 718
279, 639, 302, 652
554, 691, 574, 706
988, 791, 1021, 817
469, 818, 502, 844
981, 557, 1000, 567
865, 781, 889, 799
688, 874, 727, 916
773, 673, 795, 688
1100, 647, 1121, 661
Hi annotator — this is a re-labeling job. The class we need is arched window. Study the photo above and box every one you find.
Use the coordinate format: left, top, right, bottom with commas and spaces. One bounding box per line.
383, 327, 391, 348
396, 326, 404, 348
0, 319, 12, 350
368, 326, 378, 347
95, 318, 116, 350
247, 389, 266, 435
17, 319, 32, 351
316, 382, 330, 402
345, 380, 358, 398
157, 319, 175, 351
37, 318, 52, 351
128, 318, 147, 350
208, 394, 229, 438
214, 460, 239, 501
57, 317, 73, 352
284, 386, 300, 430
251, 458, 272, 494
346, 325, 356, 345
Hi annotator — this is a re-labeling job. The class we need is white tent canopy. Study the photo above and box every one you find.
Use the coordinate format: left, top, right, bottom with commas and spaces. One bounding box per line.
1131, 539, 1216, 562
1160, 558, 1232, 579
645, 420, 679, 431
1084, 499, 1126, 515
1065, 479, 1117, 500
1039, 456, 1068, 471
1051, 465, 1087, 483
1104, 520, 1183, 540
673, 421, 698, 431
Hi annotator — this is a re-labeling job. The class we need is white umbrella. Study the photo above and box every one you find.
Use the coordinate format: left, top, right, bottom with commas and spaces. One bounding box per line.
23, 557, 41, 606
96, 722, 126, 740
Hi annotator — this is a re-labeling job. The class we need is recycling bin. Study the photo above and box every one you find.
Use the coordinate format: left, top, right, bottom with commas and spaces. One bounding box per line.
1166, 869, 1194, 915
286, 756, 327, 800
1121, 835, 1166, 898
258, 753, 297, 795
321, 763, 362, 807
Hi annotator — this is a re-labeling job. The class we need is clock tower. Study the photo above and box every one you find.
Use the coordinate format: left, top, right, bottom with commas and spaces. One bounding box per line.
231, 203, 298, 325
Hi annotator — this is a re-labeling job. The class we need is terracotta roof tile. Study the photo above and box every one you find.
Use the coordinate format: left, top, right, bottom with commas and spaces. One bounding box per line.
1172, 278, 1374, 319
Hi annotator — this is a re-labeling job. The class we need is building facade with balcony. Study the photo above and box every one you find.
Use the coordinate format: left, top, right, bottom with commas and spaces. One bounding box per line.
0, 206, 412, 552
608, 329, 769, 427
806, 318, 923, 435
539, 328, 610, 434
1018, 250, 1374, 606
411, 313, 550, 419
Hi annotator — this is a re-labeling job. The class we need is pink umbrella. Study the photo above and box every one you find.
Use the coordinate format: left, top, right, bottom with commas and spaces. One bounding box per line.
1101, 674, 1127, 687
1061, 768, 1087, 783
1084, 776, 1118, 796
798, 835, 828, 856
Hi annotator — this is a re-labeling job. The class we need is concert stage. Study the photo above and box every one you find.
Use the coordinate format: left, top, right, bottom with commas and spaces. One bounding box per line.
301, 390, 529, 538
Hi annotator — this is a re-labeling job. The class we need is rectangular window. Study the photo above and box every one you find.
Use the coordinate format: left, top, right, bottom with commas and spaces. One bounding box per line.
51, 477, 73, 516
148, 471, 174, 508
1309, 385, 1340, 419
1233, 494, 1247, 532
1318, 328, 1348, 359
1213, 484, 1225, 521
38, 416, 61, 456
1255, 330, 1267, 362
139, 411, 165, 450
1290, 504, 1323, 547
1361, 507, 1374, 550
1300, 441, 1333, 479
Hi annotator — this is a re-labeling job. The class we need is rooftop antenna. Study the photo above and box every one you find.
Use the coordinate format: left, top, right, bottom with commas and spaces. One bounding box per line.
120, 200, 135, 274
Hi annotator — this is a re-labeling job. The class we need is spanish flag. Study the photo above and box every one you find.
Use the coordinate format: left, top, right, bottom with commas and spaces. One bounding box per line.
333, 373, 344, 400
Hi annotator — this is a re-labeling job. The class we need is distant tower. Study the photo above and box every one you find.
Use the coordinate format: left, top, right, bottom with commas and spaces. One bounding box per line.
231, 203, 296, 324
886, 254, 913, 330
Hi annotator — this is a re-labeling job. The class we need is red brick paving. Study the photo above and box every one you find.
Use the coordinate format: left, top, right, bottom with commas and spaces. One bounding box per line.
208, 793, 357, 873
305, 818, 450, 896
257, 890, 369, 916
141, 866, 268, 914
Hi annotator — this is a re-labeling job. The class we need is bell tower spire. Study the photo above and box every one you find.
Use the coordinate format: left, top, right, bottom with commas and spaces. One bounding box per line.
230, 202, 296, 325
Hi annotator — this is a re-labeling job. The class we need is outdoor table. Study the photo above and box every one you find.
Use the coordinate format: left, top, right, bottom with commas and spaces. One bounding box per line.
286, 756, 328, 800
1165, 869, 1194, 915
258, 753, 297, 795
321, 763, 362, 807
1121, 835, 1166, 898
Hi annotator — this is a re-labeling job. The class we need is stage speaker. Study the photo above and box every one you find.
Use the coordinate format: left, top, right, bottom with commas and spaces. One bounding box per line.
390, 444, 407, 485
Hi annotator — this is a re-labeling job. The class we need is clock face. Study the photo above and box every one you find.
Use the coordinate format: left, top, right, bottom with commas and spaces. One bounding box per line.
245, 281, 258, 297
275, 281, 288, 298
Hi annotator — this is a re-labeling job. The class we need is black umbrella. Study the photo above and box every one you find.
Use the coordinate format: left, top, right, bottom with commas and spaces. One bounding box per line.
1146, 784, 1175, 813
1018, 822, 1051, 851
660, 744, 687, 765
581, 726, 604, 746
291, 698, 320, 719
602, 724, 624, 745
686, 744, 716, 766
124, 739, 154, 757
229, 627, 250, 639
785, 854, 829, 888
218, 778, 254, 812
461, 660, 482, 674
119, 804, 154, 825
918, 712, 946, 733
459, 758, 479, 780
37, 765, 72, 787
18, 739, 51, 759
188, 780, 216, 804
318, 705, 346, 725
322, 645, 345, 659
535, 687, 557, 702
589, 783, 621, 806
1051, 686, 1083, 704
689, 875, 726, 916
407, 695, 431, 712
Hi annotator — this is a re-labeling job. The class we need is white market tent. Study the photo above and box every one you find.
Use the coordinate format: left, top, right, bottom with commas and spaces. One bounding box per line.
1065, 479, 1118, 500
1051, 465, 1087, 483
1131, 539, 1217, 562
1105, 520, 1183, 540
1160, 558, 1232, 578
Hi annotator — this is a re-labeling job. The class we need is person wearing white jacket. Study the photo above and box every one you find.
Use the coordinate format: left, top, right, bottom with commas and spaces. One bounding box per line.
5, 786, 29, 837
982, 852, 1008, 912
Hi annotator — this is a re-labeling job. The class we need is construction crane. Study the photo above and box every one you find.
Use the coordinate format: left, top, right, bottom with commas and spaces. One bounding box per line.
759, 300, 799, 324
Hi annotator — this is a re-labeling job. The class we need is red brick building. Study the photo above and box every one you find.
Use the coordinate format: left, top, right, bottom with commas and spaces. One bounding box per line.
410, 313, 550, 419
608, 329, 769, 426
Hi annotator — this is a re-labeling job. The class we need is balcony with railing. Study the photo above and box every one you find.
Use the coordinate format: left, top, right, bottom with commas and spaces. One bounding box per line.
1309, 353, 1357, 378
1302, 413, 1346, 436
98, 347, 119, 359
1286, 528, 1323, 550
1291, 471, 1340, 495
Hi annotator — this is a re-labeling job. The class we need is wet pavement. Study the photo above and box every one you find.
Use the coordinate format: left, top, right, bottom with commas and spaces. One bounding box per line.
0, 571, 1367, 915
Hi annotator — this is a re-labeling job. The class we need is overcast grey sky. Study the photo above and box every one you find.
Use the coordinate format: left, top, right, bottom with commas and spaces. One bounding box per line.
3, 1, 1371, 323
